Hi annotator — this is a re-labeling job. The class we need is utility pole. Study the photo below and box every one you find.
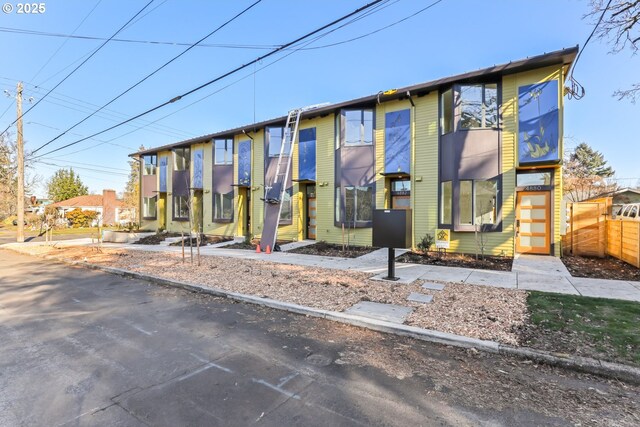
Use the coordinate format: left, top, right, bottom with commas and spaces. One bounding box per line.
16, 82, 24, 243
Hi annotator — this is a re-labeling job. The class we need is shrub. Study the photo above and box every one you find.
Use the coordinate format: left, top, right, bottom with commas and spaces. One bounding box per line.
66, 208, 98, 228
416, 233, 435, 254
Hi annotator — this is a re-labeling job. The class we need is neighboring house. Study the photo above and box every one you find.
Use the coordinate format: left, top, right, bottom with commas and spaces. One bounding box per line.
586, 188, 640, 217
133, 47, 577, 257
49, 189, 134, 225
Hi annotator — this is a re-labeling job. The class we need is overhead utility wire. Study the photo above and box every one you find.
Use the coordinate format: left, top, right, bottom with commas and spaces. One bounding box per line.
31, 0, 386, 159
31, 0, 263, 154
0, 0, 156, 137
566, 0, 613, 100
73, 0, 445, 148
30, 0, 103, 84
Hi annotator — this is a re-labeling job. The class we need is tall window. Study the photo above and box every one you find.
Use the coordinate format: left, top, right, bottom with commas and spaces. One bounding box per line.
440, 89, 453, 134
173, 195, 189, 219
344, 186, 373, 222
213, 192, 233, 220
267, 127, 290, 158
440, 181, 452, 224
343, 109, 373, 146
143, 154, 157, 175
143, 196, 157, 218
174, 148, 190, 171
214, 139, 233, 165
458, 179, 498, 227
459, 84, 498, 129
279, 188, 292, 222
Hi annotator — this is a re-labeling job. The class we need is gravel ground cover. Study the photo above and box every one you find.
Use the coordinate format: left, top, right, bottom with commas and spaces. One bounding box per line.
562, 254, 640, 281
397, 251, 513, 271
17, 245, 528, 345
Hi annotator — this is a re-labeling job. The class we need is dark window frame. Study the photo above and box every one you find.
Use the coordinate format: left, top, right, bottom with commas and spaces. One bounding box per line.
214, 138, 234, 165
266, 126, 290, 158
172, 194, 189, 221
458, 83, 499, 130
340, 108, 374, 147
142, 154, 157, 175
173, 147, 190, 171
142, 195, 157, 219
213, 191, 234, 223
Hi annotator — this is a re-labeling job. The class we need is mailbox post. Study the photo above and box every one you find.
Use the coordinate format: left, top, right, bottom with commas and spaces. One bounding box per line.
372, 209, 412, 281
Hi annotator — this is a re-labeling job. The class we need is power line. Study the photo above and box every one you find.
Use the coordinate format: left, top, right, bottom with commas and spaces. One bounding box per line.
0, 0, 156, 137
29, 0, 103, 84
31, 0, 263, 154
31, 0, 387, 159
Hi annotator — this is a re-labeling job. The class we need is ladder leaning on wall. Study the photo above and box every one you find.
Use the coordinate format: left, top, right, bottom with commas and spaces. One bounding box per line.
259, 108, 303, 252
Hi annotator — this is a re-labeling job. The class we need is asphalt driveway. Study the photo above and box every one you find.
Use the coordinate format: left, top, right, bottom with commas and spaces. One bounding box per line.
1, 250, 638, 426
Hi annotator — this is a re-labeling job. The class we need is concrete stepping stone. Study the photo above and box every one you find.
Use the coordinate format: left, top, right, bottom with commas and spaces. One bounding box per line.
407, 292, 433, 304
421, 282, 445, 291
344, 301, 413, 323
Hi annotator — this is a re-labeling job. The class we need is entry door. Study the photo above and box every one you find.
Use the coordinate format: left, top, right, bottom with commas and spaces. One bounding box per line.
158, 194, 167, 230
307, 197, 316, 239
516, 191, 551, 254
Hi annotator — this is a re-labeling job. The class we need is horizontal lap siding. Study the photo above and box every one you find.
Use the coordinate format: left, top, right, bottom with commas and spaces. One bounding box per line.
251, 130, 265, 239
413, 93, 439, 248
314, 115, 339, 244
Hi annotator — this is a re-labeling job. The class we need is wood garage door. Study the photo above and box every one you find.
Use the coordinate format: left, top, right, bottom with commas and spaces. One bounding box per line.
516, 191, 551, 254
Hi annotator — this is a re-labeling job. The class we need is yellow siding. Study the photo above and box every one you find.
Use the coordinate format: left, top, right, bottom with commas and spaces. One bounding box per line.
313, 115, 338, 244
251, 130, 265, 239
412, 93, 439, 249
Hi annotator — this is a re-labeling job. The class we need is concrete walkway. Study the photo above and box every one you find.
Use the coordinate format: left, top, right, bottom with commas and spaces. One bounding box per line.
3, 239, 640, 302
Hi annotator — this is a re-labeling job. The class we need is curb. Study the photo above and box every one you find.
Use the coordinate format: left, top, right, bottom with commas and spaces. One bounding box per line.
5, 246, 640, 385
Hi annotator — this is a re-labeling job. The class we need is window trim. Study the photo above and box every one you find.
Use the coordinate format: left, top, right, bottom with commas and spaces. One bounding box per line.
172, 194, 189, 221
452, 178, 501, 232
173, 147, 190, 171
341, 108, 374, 147
335, 185, 374, 227
214, 138, 234, 165
213, 191, 234, 223
266, 126, 290, 158
142, 195, 157, 219
142, 154, 157, 176
458, 83, 499, 131
439, 181, 452, 226
278, 187, 293, 225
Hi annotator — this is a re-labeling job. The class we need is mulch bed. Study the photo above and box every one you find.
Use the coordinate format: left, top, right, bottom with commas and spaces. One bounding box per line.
287, 241, 378, 258
169, 235, 233, 247
224, 239, 290, 251
133, 233, 181, 245
396, 251, 513, 271
562, 254, 640, 282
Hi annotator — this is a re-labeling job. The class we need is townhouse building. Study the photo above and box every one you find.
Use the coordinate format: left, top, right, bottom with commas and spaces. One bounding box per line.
133, 47, 577, 257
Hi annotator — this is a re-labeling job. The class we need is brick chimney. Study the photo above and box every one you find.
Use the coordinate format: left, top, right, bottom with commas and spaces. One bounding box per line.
102, 189, 117, 225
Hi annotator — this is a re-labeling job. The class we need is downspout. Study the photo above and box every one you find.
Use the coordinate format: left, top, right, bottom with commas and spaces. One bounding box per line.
407, 91, 416, 250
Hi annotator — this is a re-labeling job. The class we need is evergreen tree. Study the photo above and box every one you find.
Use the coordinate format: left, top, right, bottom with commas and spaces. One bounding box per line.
564, 142, 616, 202
46, 168, 88, 203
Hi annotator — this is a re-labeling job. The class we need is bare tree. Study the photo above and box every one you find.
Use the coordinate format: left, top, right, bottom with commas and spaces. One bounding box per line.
589, 0, 640, 102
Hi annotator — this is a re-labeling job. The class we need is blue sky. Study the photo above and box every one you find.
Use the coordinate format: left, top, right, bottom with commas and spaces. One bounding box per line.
0, 0, 638, 196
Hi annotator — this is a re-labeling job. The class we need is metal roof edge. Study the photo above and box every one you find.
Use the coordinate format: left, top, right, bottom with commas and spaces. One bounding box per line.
131, 46, 578, 157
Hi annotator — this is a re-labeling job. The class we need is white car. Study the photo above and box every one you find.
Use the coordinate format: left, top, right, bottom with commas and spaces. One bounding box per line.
614, 203, 640, 221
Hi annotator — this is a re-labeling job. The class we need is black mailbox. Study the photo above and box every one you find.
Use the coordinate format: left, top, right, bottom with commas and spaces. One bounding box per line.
372, 209, 412, 248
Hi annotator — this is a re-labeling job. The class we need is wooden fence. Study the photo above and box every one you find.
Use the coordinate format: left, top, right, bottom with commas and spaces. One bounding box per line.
606, 220, 640, 268
564, 197, 640, 268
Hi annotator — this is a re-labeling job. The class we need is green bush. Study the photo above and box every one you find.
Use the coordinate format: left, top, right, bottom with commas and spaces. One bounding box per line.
416, 233, 435, 254
66, 208, 98, 228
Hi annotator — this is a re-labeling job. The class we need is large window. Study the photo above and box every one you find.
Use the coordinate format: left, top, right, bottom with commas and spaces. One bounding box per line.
459, 84, 498, 129
440, 89, 453, 134
143, 154, 157, 175
173, 195, 189, 219
458, 179, 498, 227
459, 181, 473, 225
343, 109, 373, 146
279, 188, 292, 223
143, 196, 157, 218
213, 192, 233, 221
344, 186, 373, 222
214, 139, 233, 165
440, 181, 452, 225
174, 148, 190, 171
268, 127, 290, 158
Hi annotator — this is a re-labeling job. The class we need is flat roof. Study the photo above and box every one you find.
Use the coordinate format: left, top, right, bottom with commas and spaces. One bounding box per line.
132, 46, 578, 157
